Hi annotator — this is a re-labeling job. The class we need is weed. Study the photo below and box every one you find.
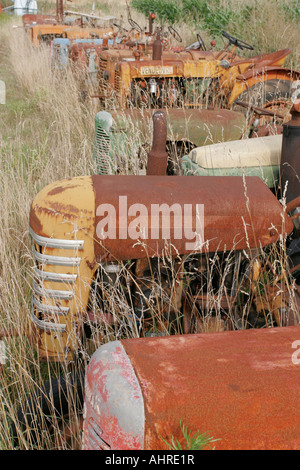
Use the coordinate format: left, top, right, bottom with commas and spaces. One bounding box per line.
161, 419, 220, 450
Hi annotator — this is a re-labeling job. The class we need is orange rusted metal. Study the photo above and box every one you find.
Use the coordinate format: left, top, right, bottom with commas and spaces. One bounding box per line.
90, 174, 293, 261
22, 14, 58, 32
83, 325, 300, 450
146, 110, 168, 175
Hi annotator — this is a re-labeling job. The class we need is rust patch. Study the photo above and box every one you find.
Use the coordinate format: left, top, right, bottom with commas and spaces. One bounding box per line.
47, 185, 79, 196
121, 326, 300, 450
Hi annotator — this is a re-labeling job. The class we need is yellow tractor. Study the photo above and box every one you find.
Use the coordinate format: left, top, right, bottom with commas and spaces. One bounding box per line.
98, 29, 299, 129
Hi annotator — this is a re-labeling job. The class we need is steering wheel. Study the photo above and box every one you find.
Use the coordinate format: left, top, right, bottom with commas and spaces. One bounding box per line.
196, 33, 206, 51
222, 30, 254, 50
113, 23, 129, 33
128, 18, 143, 33
168, 25, 182, 43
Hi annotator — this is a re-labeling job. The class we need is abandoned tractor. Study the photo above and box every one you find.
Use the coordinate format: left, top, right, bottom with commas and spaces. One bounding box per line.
29, 24, 114, 46
97, 29, 299, 132
9, 110, 299, 447
28, 112, 298, 362
93, 107, 247, 175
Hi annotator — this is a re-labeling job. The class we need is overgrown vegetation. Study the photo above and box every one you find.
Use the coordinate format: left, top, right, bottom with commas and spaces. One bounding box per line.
0, 0, 299, 450
131, 0, 300, 65
161, 420, 219, 450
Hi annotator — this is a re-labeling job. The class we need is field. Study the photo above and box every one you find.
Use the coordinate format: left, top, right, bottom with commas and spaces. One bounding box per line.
0, 0, 299, 450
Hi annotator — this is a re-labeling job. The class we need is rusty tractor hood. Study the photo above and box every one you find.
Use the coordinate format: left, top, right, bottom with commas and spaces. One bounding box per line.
109, 108, 246, 147
29, 175, 293, 262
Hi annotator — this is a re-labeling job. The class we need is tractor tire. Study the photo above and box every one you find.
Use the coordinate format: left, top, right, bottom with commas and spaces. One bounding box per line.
233, 78, 293, 111
232, 77, 294, 132
11, 371, 85, 450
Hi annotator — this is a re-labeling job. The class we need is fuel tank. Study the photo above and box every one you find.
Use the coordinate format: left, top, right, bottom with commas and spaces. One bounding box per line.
29, 174, 293, 263
107, 108, 247, 148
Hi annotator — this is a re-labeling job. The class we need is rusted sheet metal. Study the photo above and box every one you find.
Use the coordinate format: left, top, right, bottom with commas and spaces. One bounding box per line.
83, 326, 300, 450
280, 98, 300, 204
71, 43, 105, 70
146, 111, 168, 175
233, 48, 291, 69
29, 176, 96, 361
30, 174, 293, 264
91, 174, 293, 261
83, 340, 145, 450
110, 108, 246, 147
237, 65, 300, 83
22, 14, 58, 31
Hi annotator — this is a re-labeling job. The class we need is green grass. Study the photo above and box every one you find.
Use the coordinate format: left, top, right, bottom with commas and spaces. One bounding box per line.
161, 420, 220, 450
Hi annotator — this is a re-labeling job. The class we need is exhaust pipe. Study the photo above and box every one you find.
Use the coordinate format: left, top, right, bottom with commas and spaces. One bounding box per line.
152, 30, 162, 60
280, 98, 300, 204
146, 110, 168, 175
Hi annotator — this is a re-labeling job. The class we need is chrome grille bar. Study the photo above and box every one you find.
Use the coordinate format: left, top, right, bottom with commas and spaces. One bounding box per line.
32, 296, 69, 315
31, 306, 67, 332
29, 226, 84, 250
33, 280, 74, 300
33, 248, 81, 267
34, 267, 77, 283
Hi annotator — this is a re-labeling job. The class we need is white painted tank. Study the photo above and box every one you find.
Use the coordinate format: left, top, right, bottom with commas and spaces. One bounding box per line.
14, 0, 27, 15
14, 0, 37, 15
190, 134, 282, 169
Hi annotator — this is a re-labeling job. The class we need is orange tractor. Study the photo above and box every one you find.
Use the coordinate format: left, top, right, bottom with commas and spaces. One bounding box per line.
97, 29, 299, 129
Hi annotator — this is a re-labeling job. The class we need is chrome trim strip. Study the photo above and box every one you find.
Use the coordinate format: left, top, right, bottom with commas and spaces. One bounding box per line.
33, 296, 69, 315
34, 267, 77, 283
29, 226, 84, 250
33, 248, 81, 267
33, 280, 74, 300
31, 307, 66, 332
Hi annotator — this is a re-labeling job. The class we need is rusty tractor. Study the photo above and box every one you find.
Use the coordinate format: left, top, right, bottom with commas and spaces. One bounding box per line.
97, 29, 299, 131
27, 112, 299, 351
29, 23, 115, 46
8, 110, 299, 447
93, 107, 247, 175
93, 99, 291, 177
82, 325, 300, 450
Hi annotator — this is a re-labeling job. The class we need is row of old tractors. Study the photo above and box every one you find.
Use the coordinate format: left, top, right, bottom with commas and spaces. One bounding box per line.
6, 0, 300, 450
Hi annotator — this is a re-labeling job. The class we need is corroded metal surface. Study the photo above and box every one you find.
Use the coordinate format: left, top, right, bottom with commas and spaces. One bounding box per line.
146, 110, 168, 175
109, 108, 246, 147
82, 326, 300, 450
30, 174, 293, 264
91, 174, 293, 261
29, 176, 96, 361
123, 326, 300, 450
280, 98, 300, 204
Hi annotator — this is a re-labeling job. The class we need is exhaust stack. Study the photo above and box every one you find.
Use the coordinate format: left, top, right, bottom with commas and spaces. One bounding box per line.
146, 110, 168, 175
280, 98, 300, 204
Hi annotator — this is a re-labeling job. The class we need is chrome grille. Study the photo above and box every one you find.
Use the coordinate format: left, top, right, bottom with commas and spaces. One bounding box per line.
99, 57, 107, 77
114, 68, 121, 94
30, 226, 84, 332
94, 126, 111, 175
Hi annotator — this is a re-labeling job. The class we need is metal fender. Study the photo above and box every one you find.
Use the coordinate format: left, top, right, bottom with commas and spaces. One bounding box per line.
83, 326, 300, 450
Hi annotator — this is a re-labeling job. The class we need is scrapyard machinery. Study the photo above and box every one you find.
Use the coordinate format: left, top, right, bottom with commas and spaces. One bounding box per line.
7, 106, 300, 447
97, 29, 299, 130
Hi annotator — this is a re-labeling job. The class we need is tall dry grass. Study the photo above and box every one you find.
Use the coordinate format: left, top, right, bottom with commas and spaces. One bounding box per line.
0, 3, 299, 450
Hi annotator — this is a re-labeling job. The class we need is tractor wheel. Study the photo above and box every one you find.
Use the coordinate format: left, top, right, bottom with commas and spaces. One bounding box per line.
11, 371, 85, 450
232, 77, 294, 133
